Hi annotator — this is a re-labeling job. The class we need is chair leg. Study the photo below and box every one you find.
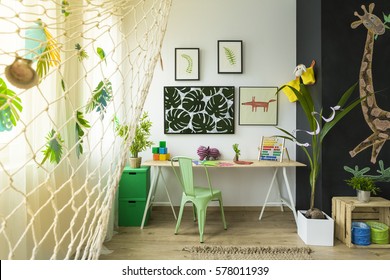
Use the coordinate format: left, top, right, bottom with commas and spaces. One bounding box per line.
218, 198, 227, 230
196, 208, 206, 243
192, 203, 197, 222
175, 199, 186, 234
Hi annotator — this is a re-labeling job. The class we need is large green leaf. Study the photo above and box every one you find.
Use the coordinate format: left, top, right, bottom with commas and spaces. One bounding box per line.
202, 87, 218, 97
191, 113, 215, 133
164, 87, 181, 109
206, 94, 228, 118
221, 86, 234, 100
165, 109, 190, 132
216, 117, 234, 133
182, 89, 205, 112
320, 83, 361, 142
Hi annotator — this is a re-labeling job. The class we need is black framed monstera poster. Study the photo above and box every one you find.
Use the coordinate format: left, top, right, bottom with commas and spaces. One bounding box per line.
164, 86, 235, 134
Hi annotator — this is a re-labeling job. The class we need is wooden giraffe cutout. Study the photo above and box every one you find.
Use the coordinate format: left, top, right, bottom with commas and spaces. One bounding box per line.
350, 3, 390, 164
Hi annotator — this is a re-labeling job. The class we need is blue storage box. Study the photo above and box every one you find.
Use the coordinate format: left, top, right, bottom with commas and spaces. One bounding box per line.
351, 222, 371, 246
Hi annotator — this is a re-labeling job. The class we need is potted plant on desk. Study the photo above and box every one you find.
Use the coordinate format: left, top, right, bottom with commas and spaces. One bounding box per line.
276, 60, 363, 246
116, 112, 153, 168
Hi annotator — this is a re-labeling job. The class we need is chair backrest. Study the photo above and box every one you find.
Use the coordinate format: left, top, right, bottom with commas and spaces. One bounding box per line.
171, 156, 195, 196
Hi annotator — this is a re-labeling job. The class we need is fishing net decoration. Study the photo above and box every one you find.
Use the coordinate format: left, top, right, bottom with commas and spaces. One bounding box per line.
0, 0, 172, 259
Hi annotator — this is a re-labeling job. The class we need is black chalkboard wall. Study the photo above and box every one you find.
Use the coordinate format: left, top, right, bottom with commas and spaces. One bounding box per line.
296, 0, 390, 214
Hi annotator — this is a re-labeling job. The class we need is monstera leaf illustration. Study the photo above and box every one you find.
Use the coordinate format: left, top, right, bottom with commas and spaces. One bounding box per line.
222, 87, 234, 100
206, 94, 228, 118
228, 102, 234, 118
163, 86, 235, 134
202, 87, 219, 97
216, 117, 234, 133
165, 108, 190, 132
164, 87, 181, 109
192, 113, 215, 133
182, 89, 205, 112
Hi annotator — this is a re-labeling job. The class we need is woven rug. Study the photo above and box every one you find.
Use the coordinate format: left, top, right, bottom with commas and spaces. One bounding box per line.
183, 245, 313, 260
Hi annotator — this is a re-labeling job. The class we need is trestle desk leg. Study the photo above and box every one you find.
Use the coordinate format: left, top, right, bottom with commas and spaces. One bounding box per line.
141, 166, 160, 229
282, 167, 297, 225
259, 168, 279, 220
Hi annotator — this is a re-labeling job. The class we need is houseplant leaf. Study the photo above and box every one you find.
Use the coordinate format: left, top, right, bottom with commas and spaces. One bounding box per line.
320, 82, 359, 142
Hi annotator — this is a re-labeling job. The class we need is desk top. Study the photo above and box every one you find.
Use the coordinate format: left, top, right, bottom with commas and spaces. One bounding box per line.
143, 159, 305, 168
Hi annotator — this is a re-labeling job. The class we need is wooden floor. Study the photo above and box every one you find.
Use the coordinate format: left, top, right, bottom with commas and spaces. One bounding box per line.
100, 207, 390, 260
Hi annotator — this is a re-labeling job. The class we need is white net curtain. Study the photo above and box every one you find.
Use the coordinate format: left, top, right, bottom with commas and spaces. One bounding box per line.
0, 0, 172, 259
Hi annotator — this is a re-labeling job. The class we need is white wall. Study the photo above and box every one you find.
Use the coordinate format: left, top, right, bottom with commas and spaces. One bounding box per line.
142, 0, 297, 206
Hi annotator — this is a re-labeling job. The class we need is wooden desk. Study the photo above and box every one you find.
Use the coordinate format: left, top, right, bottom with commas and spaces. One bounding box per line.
140, 159, 305, 229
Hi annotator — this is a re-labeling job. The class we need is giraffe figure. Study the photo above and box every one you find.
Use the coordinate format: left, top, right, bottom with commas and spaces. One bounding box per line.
350, 3, 390, 164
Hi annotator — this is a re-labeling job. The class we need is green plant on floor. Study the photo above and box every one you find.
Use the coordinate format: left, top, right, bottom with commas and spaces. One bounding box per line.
276, 60, 363, 218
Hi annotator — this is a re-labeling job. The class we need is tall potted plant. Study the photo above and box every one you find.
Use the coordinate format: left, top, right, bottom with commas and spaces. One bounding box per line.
276, 60, 363, 245
116, 112, 153, 168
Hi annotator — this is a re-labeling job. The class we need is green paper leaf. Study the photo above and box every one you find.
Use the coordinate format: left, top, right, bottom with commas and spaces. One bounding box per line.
85, 79, 112, 116
75, 43, 89, 61
75, 110, 90, 158
61, 79, 66, 92
61, 0, 71, 17
96, 47, 106, 64
41, 129, 64, 165
0, 78, 23, 129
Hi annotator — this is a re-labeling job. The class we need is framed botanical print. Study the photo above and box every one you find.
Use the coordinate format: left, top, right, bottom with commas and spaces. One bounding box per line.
239, 87, 278, 125
218, 40, 243, 74
164, 86, 235, 134
175, 48, 200, 80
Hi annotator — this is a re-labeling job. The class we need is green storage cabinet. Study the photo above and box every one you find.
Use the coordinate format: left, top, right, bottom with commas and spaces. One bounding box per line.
118, 166, 150, 199
118, 198, 150, 226
118, 166, 150, 226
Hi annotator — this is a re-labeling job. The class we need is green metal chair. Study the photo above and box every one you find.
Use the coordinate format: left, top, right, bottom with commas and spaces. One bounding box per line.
170, 156, 227, 243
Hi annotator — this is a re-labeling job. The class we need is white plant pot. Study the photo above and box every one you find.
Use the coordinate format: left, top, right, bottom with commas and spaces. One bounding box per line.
297, 210, 334, 246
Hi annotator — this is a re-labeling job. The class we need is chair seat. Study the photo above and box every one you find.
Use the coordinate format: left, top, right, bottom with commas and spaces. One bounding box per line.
192, 186, 221, 198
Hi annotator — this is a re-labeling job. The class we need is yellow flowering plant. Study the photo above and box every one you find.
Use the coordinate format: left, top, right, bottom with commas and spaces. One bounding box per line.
276, 61, 362, 218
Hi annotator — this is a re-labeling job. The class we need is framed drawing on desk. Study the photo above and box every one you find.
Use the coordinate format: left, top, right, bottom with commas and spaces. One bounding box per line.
259, 136, 285, 162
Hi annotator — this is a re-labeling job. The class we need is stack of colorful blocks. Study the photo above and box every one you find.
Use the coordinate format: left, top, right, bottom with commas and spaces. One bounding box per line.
152, 141, 170, 161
